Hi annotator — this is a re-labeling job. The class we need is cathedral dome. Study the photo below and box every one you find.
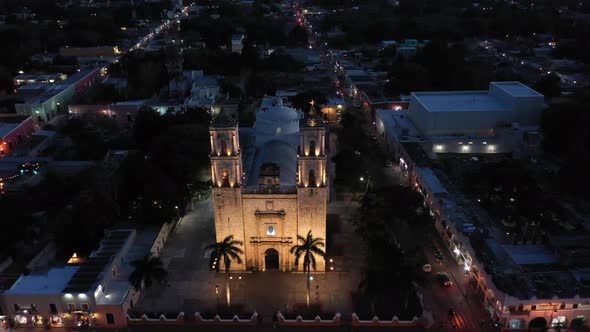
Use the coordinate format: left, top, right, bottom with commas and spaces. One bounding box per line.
256, 106, 301, 136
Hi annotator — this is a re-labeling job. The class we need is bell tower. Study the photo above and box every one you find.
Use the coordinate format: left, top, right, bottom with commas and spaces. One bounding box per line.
296, 104, 327, 271
210, 122, 242, 188
210, 118, 246, 271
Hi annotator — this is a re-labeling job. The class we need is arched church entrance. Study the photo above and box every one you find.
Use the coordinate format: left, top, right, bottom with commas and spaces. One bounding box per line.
529, 317, 547, 329
265, 248, 279, 270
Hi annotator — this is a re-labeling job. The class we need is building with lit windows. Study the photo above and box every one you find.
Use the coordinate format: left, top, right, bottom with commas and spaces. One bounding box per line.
15, 67, 107, 123
0, 228, 166, 328
210, 97, 327, 272
412, 167, 590, 330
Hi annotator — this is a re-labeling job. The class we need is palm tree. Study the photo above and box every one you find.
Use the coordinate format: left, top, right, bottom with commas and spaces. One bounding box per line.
290, 230, 326, 307
205, 235, 244, 307
128, 255, 167, 291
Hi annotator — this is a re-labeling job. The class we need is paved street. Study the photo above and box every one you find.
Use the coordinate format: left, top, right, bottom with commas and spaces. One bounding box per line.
419, 232, 495, 331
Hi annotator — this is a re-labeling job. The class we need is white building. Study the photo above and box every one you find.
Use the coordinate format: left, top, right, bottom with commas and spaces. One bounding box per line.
0, 228, 164, 328
376, 82, 546, 157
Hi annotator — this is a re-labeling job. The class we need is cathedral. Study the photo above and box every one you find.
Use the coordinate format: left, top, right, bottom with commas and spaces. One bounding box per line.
209, 97, 328, 272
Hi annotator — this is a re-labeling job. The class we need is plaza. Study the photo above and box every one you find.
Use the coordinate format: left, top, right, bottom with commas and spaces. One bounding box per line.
136, 199, 361, 319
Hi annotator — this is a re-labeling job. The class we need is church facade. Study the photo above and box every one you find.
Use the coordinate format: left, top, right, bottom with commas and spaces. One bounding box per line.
209, 97, 327, 272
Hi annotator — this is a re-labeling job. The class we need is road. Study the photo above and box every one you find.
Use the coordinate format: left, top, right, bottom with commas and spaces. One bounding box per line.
419, 232, 495, 332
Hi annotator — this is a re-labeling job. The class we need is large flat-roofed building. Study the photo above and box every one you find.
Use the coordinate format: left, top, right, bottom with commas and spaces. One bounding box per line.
376, 82, 546, 156
210, 97, 327, 272
408, 82, 545, 137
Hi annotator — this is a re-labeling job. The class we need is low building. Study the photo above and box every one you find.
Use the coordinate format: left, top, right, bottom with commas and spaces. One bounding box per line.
15, 67, 108, 123
0, 116, 36, 157
0, 228, 164, 328
13, 74, 66, 86
59, 46, 120, 58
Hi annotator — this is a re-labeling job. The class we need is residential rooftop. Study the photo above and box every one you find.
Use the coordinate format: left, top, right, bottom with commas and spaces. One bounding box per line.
4, 266, 79, 295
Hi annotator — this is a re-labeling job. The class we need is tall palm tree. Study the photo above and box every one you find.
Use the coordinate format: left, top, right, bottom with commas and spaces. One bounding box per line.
205, 235, 244, 307
290, 230, 326, 307
128, 255, 167, 291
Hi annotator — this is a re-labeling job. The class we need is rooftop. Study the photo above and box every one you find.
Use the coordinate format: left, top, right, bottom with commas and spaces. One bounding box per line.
412, 91, 507, 113
0, 123, 20, 137
5, 266, 79, 295
416, 167, 447, 195
62, 229, 134, 293
492, 81, 544, 97
411, 82, 544, 113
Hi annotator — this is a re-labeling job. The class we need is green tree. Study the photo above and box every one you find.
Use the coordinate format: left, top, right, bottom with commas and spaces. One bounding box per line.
205, 235, 244, 306
128, 255, 168, 291
290, 230, 326, 307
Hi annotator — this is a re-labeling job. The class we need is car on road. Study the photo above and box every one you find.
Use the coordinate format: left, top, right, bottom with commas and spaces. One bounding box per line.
422, 264, 432, 272
436, 272, 453, 287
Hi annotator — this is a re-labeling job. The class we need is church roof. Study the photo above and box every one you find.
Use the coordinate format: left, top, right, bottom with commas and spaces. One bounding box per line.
257, 106, 301, 122
246, 140, 298, 187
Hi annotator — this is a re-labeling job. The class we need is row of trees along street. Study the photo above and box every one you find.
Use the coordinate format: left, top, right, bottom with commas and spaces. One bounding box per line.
330, 108, 432, 319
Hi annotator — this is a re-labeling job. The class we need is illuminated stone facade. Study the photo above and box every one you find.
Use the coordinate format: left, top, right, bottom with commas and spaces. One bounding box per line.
210, 103, 327, 272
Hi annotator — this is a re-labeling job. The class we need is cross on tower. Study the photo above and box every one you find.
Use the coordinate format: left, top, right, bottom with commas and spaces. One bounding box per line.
309, 99, 316, 115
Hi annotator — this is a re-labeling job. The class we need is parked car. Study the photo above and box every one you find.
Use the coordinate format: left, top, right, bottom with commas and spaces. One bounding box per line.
436, 272, 453, 287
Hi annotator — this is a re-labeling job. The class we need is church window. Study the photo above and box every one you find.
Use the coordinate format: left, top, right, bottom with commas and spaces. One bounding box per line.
222, 170, 229, 186
266, 225, 276, 236
220, 139, 227, 154
309, 140, 316, 155
308, 169, 316, 187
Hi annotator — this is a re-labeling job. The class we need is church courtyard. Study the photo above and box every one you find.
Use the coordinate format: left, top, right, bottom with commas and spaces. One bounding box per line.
135, 198, 362, 318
